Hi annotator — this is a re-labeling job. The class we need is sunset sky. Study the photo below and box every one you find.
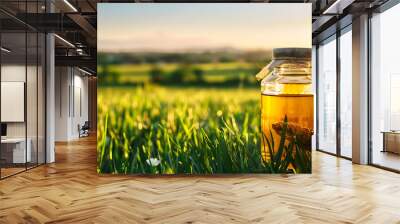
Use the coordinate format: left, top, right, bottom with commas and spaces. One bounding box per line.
98, 3, 311, 52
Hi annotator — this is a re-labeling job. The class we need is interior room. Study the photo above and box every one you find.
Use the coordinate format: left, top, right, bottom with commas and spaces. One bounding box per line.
313, 0, 400, 171
0, 0, 96, 179
0, 4, 46, 178
0, 0, 399, 223
54, 67, 92, 141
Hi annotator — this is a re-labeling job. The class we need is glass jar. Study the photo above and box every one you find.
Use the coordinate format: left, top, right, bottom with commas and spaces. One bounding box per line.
257, 48, 313, 166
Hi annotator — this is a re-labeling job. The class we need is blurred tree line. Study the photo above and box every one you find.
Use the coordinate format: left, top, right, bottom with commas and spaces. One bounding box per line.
98, 62, 259, 87
98, 50, 271, 65
98, 63, 218, 85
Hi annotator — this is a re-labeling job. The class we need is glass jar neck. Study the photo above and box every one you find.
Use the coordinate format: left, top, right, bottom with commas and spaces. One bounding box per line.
261, 60, 312, 95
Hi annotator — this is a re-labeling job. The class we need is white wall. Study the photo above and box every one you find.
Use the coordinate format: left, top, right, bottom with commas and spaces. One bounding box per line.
1, 65, 26, 140
0, 65, 34, 138
71, 73, 89, 138
1, 82, 25, 122
1, 65, 26, 81
55, 67, 89, 141
55, 67, 70, 141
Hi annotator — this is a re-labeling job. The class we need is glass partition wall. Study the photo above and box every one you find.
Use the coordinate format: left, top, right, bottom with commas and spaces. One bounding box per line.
317, 35, 337, 155
370, 3, 400, 171
0, 2, 46, 179
316, 25, 353, 159
0, 29, 27, 177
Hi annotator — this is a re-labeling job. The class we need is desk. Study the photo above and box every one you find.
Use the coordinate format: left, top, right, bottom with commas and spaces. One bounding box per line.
1, 138, 31, 163
382, 131, 400, 154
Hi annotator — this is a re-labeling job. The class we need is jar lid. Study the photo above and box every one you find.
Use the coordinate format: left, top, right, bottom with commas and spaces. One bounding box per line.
256, 47, 311, 81
272, 48, 311, 60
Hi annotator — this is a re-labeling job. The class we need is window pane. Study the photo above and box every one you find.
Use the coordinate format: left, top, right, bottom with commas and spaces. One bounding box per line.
371, 3, 400, 171
340, 29, 352, 158
318, 37, 337, 154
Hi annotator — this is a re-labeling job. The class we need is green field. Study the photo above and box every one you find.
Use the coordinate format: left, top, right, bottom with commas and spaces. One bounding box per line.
97, 85, 311, 174
98, 62, 260, 84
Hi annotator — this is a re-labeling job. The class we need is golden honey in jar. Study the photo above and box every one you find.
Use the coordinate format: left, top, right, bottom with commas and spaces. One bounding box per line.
256, 48, 313, 172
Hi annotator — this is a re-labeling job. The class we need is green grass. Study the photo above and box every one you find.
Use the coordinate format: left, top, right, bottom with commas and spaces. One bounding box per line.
97, 86, 311, 174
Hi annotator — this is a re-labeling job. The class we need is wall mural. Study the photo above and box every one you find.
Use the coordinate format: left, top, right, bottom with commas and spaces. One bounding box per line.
97, 3, 312, 174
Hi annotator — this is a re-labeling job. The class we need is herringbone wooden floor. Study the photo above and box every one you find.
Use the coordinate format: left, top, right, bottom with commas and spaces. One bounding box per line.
1, 136, 400, 224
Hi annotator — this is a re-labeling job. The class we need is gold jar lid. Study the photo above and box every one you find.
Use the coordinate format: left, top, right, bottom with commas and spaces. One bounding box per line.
272, 48, 311, 60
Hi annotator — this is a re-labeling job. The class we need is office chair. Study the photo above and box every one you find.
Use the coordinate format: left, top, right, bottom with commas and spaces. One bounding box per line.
79, 121, 90, 138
